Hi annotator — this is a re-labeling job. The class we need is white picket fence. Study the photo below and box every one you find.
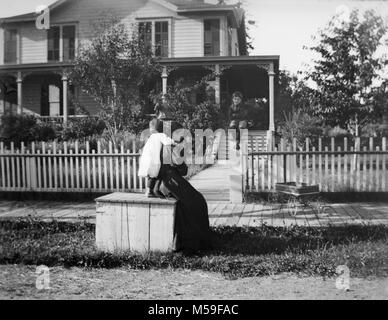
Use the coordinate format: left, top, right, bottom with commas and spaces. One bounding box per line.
0, 140, 146, 193
244, 136, 388, 192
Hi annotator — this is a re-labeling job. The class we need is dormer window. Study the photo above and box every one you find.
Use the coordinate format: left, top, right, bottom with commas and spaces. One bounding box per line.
138, 20, 170, 58
204, 19, 220, 56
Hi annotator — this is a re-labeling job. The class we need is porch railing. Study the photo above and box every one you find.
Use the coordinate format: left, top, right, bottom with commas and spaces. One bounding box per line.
38, 115, 93, 123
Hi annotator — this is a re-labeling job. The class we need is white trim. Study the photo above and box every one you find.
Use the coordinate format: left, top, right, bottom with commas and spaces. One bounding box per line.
220, 16, 226, 57
137, 19, 172, 58
16, 29, 21, 64
168, 19, 172, 58
0, 28, 3, 65
59, 25, 63, 62
151, 21, 155, 56
48, 23, 78, 62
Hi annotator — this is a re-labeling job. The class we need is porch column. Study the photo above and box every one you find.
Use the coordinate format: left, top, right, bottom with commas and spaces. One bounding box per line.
215, 64, 221, 105
162, 66, 168, 96
16, 72, 23, 115
62, 74, 68, 126
268, 63, 275, 132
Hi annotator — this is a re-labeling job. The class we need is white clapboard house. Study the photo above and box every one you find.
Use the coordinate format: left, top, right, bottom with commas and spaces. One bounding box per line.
0, 0, 279, 144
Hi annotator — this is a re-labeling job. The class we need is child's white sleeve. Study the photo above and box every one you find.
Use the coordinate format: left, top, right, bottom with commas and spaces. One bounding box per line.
160, 133, 175, 146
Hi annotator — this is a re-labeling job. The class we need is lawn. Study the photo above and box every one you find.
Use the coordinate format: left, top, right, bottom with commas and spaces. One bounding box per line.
0, 219, 387, 279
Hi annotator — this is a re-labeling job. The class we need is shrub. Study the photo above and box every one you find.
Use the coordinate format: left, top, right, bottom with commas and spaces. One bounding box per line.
245, 98, 269, 130
0, 114, 36, 146
0, 114, 57, 147
278, 109, 324, 148
60, 117, 106, 141
187, 101, 226, 132
33, 122, 58, 142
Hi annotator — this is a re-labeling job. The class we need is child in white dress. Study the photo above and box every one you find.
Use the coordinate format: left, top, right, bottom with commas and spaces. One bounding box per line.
138, 118, 176, 197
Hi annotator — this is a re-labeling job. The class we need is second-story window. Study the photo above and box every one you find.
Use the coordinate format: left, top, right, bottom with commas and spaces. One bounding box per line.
48, 25, 76, 62
139, 22, 152, 53
48, 26, 60, 61
4, 29, 18, 64
138, 20, 169, 57
204, 19, 220, 56
63, 26, 76, 61
155, 21, 168, 57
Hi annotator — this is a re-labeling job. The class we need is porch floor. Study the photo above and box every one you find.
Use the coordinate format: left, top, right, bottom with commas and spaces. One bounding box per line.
0, 200, 387, 227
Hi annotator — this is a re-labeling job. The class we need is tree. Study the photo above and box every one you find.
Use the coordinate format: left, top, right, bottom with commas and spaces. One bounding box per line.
276, 70, 316, 125
71, 21, 161, 145
307, 9, 388, 135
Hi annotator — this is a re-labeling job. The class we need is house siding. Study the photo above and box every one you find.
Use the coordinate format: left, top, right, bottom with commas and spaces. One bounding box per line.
20, 23, 47, 64
50, 0, 147, 44
173, 17, 203, 57
1, 0, 238, 64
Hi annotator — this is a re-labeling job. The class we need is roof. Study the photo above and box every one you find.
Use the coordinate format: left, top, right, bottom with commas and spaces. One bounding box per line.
0, 0, 68, 23
1, 0, 243, 24
167, 0, 222, 9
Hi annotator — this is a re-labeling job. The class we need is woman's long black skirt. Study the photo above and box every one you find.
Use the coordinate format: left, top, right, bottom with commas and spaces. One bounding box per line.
156, 165, 211, 252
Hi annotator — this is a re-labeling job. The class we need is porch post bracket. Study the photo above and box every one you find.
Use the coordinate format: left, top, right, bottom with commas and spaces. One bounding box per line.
256, 63, 271, 73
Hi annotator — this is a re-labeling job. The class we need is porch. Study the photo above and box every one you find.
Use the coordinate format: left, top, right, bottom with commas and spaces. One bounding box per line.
0, 62, 75, 123
0, 56, 279, 136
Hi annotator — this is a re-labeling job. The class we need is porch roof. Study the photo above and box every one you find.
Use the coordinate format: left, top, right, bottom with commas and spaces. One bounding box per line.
0, 62, 73, 75
160, 55, 280, 71
0, 55, 280, 76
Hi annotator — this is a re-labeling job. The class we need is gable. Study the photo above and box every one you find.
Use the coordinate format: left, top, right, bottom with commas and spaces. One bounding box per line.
135, 0, 178, 19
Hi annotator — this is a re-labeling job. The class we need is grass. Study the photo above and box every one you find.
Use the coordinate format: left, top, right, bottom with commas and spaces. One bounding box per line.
1, 219, 387, 279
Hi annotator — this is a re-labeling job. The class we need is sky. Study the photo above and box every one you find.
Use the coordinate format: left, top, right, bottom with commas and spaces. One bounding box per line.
0, 0, 388, 74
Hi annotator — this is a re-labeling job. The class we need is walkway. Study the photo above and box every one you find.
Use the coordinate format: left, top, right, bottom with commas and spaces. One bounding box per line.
189, 162, 231, 202
0, 200, 387, 227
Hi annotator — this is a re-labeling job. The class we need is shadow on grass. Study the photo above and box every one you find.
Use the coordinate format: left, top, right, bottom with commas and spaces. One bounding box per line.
1, 219, 387, 278
210, 224, 388, 255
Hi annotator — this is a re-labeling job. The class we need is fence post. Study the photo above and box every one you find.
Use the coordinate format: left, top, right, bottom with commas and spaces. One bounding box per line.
28, 142, 37, 190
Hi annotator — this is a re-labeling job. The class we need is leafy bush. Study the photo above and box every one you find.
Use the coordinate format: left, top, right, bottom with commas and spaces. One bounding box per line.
60, 117, 106, 141
278, 109, 324, 148
186, 101, 226, 132
0, 114, 56, 147
245, 99, 269, 130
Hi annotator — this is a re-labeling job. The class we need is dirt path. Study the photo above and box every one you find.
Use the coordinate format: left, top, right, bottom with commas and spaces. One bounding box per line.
0, 265, 387, 300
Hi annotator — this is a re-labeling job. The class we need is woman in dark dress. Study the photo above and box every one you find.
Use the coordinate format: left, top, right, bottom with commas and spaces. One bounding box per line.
153, 121, 211, 252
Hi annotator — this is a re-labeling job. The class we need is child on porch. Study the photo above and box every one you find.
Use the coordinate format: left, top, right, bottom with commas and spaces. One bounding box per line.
138, 118, 177, 198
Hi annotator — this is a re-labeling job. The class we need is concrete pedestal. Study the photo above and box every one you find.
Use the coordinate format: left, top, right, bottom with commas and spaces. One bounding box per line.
95, 193, 177, 254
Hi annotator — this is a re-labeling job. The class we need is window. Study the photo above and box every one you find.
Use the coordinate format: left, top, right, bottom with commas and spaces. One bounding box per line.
48, 26, 60, 61
139, 22, 152, 53
4, 29, 17, 64
63, 26, 76, 61
204, 19, 220, 56
138, 20, 169, 57
48, 25, 76, 62
155, 21, 168, 57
